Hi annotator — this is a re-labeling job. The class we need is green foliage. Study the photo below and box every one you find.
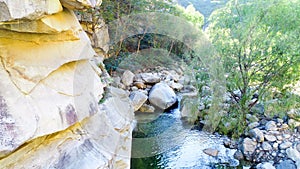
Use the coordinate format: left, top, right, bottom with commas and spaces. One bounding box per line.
98, 0, 205, 66
264, 91, 300, 118
207, 0, 300, 136
174, 4, 204, 30
112, 48, 183, 73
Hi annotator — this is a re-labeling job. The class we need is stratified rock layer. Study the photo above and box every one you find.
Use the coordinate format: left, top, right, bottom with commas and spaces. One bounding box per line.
0, 1, 133, 168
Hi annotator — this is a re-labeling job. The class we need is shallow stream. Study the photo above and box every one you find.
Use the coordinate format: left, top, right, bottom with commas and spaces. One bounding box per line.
131, 103, 239, 169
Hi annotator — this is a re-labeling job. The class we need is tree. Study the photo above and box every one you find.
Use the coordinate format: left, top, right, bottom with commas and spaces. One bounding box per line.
96, 0, 204, 72
207, 0, 300, 136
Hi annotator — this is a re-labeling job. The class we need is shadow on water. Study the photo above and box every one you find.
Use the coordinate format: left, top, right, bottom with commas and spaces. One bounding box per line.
131, 100, 240, 169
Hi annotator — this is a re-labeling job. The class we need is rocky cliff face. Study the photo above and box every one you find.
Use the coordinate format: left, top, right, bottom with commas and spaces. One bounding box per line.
0, 0, 134, 168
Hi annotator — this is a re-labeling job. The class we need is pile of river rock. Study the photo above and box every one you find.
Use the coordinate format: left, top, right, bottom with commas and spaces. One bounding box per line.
229, 108, 300, 169
111, 66, 196, 112
198, 86, 300, 168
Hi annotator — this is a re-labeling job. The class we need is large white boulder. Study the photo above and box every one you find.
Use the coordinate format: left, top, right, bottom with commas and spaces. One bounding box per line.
149, 82, 177, 110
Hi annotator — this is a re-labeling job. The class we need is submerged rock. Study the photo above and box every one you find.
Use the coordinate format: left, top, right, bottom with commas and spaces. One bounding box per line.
138, 104, 155, 113
203, 148, 219, 157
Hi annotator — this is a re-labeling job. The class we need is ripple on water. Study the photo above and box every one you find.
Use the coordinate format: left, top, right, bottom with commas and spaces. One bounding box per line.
131, 108, 239, 168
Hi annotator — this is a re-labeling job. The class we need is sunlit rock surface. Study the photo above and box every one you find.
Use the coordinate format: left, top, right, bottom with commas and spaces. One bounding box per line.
0, 1, 133, 168
0, 87, 134, 169
60, 0, 102, 10
0, 0, 62, 22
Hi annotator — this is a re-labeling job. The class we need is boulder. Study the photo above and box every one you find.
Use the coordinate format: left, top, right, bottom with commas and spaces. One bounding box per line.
168, 70, 180, 81
140, 73, 160, 84
149, 82, 177, 110
129, 91, 148, 111
121, 70, 135, 86
168, 81, 183, 91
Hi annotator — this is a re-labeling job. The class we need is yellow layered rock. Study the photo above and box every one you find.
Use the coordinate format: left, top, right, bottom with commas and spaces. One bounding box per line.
0, 1, 134, 168
0, 31, 95, 94
0, 87, 134, 169
0, 59, 104, 158
0, 8, 80, 34
0, 0, 62, 22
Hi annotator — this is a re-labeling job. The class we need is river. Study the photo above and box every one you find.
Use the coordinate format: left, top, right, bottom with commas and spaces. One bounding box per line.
131, 102, 239, 169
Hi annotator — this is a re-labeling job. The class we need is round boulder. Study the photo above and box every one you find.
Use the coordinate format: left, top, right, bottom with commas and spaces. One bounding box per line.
149, 82, 177, 110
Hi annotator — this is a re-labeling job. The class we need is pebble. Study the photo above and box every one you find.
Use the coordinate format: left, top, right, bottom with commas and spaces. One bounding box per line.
280, 124, 289, 130
276, 135, 283, 141
277, 118, 284, 123
273, 142, 279, 149
256, 162, 275, 169
248, 122, 260, 129
246, 114, 259, 122
234, 150, 244, 160
262, 142, 272, 151
265, 121, 277, 131
283, 134, 291, 139
279, 141, 293, 150
265, 134, 277, 142
249, 128, 264, 142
